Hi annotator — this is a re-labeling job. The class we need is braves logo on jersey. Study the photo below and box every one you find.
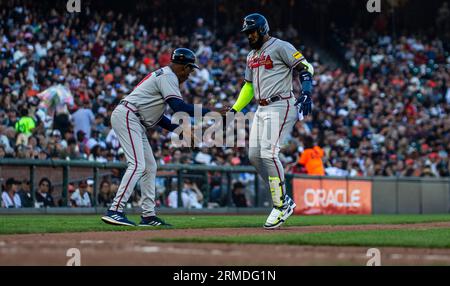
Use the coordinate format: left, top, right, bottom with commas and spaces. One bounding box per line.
248, 53, 273, 70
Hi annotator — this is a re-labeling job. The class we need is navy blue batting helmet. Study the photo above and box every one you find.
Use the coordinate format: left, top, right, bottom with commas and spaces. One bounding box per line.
171, 48, 199, 69
241, 13, 269, 36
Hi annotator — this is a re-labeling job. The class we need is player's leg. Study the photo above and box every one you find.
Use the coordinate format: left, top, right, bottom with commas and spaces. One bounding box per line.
272, 102, 297, 208
102, 107, 145, 226
248, 109, 270, 186
260, 100, 297, 229
138, 135, 171, 227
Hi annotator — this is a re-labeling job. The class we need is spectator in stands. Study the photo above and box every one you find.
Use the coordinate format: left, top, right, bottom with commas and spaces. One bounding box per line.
298, 136, 325, 176
86, 179, 95, 201
50, 129, 65, 149
88, 144, 108, 162
0, 127, 15, 155
97, 180, 112, 207
1, 178, 22, 208
37, 149, 49, 160
18, 179, 33, 208
0, 145, 6, 158
53, 108, 71, 137
209, 177, 224, 206
7, 110, 18, 129
67, 183, 76, 206
0, 109, 7, 126
421, 165, 436, 177
325, 160, 349, 177
94, 114, 108, 135
70, 180, 92, 207
110, 178, 120, 198
71, 100, 95, 139
35, 177, 55, 208
65, 138, 82, 160
167, 179, 203, 208
231, 182, 248, 207
75, 130, 88, 156
15, 108, 35, 137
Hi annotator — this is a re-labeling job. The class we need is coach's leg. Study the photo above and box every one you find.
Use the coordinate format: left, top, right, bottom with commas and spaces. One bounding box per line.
260, 100, 297, 208
140, 135, 157, 217
248, 110, 269, 186
109, 107, 146, 213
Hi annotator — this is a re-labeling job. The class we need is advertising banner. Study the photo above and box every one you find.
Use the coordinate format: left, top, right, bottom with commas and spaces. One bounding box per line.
292, 178, 372, 215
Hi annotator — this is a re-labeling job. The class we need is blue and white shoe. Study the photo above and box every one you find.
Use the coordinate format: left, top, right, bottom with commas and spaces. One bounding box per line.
138, 216, 172, 227
263, 195, 297, 229
101, 210, 136, 226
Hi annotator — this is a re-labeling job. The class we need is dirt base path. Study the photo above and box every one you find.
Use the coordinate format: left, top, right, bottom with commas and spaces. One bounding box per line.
1, 222, 450, 266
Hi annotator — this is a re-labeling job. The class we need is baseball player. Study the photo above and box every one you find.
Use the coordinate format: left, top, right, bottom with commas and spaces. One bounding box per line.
102, 48, 210, 227
227, 13, 314, 229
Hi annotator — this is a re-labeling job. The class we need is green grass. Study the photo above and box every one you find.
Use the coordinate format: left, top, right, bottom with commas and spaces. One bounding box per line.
151, 228, 450, 249
1, 214, 450, 235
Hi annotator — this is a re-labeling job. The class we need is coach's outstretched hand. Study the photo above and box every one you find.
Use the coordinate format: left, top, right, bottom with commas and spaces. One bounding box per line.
295, 90, 312, 116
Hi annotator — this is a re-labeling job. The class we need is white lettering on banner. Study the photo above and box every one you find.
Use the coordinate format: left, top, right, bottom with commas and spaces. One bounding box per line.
332, 189, 342, 207
303, 188, 362, 208
351, 189, 361, 207
304, 189, 316, 207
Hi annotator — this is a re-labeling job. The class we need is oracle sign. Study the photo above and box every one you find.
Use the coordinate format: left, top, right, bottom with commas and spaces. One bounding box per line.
292, 179, 372, 215
303, 188, 362, 208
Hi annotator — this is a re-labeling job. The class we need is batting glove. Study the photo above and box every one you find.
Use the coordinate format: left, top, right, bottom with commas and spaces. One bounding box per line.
295, 90, 312, 116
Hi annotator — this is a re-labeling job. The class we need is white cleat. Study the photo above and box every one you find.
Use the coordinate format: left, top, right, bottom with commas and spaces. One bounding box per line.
263, 196, 296, 229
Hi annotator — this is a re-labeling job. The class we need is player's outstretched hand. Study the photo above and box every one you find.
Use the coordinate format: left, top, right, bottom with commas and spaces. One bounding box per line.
219, 105, 232, 116
295, 90, 312, 116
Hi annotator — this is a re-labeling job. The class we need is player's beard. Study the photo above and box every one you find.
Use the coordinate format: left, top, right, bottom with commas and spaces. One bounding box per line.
249, 35, 264, 50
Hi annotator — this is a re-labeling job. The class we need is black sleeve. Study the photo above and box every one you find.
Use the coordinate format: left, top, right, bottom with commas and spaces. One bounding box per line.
156, 115, 179, 132
166, 97, 210, 117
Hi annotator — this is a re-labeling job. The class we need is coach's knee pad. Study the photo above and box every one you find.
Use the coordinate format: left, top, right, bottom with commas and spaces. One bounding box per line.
269, 176, 284, 208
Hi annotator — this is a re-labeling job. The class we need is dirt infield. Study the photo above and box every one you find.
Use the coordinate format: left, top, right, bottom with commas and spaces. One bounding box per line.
1, 222, 450, 266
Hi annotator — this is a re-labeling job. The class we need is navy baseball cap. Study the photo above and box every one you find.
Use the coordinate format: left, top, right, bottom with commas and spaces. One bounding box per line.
171, 48, 199, 69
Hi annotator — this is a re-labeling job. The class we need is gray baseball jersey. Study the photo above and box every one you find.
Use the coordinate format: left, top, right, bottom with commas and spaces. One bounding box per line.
124, 66, 182, 127
244, 37, 306, 100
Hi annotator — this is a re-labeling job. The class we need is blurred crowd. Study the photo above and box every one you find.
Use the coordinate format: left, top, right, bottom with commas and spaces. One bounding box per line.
1, 175, 122, 208
1, 2, 450, 209
0, 173, 251, 209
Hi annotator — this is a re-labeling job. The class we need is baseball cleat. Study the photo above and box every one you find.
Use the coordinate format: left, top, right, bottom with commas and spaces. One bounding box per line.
101, 210, 136, 226
264, 196, 296, 229
138, 216, 173, 227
